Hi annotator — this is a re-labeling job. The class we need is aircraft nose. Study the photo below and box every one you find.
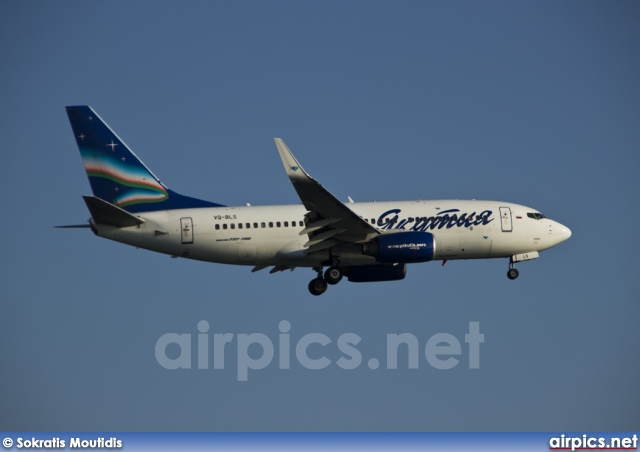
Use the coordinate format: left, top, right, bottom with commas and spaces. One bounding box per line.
555, 223, 572, 243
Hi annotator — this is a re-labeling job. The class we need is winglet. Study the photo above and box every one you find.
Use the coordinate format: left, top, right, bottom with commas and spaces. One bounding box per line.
274, 138, 312, 182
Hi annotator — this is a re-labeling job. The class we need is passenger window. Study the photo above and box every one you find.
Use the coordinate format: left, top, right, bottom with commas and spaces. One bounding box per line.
215, 224, 220, 230
253, 222, 258, 228
276, 222, 281, 227
223, 224, 227, 230
246, 223, 250, 229
238, 223, 242, 229
284, 221, 289, 227
231, 223, 235, 229
269, 222, 273, 228
261, 222, 266, 228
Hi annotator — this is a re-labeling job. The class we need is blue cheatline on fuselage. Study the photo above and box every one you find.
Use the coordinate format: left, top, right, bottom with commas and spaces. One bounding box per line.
66, 106, 224, 213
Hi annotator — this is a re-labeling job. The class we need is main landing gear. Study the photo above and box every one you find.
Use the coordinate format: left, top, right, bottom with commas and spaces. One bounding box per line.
308, 265, 344, 296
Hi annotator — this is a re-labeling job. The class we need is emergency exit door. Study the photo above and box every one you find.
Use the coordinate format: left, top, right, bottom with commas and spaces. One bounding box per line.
180, 217, 194, 244
499, 207, 512, 232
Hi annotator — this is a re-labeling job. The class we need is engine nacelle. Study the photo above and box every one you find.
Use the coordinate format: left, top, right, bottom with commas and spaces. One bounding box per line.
347, 264, 407, 283
363, 231, 435, 264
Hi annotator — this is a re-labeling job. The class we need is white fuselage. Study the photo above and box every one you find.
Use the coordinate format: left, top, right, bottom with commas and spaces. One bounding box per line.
93, 199, 571, 268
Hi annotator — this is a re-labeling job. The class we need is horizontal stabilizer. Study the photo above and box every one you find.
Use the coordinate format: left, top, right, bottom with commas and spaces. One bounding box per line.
83, 196, 145, 228
54, 224, 91, 228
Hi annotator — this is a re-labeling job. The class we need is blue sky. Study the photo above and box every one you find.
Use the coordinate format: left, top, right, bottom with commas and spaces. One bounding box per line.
1, 1, 639, 431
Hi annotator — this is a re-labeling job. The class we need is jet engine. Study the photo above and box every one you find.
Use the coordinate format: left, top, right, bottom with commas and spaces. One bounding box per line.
347, 264, 407, 282
362, 231, 436, 264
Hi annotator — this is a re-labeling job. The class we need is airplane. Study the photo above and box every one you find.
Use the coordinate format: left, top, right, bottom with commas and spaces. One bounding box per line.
60, 106, 572, 296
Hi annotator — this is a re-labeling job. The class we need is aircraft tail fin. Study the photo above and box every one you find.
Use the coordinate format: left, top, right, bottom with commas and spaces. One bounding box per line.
65, 106, 224, 213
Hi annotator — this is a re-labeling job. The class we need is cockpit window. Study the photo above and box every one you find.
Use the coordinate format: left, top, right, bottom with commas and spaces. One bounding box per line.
527, 212, 547, 220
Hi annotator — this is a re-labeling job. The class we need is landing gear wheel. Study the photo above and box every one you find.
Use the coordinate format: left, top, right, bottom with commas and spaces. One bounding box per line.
507, 268, 520, 280
308, 278, 328, 296
324, 266, 343, 285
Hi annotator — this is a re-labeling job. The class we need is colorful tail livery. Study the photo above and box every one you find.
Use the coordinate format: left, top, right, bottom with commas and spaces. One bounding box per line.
62, 106, 571, 296
65, 106, 223, 213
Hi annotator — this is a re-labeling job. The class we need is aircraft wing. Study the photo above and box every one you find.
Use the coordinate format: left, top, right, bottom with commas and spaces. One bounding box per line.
274, 138, 379, 253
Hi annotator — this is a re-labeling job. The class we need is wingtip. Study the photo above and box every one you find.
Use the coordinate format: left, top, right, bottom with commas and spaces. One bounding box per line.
274, 138, 307, 179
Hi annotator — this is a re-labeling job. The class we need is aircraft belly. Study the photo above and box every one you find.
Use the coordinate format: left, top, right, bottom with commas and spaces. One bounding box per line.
458, 237, 492, 259
238, 245, 257, 263
99, 225, 142, 247
490, 230, 531, 257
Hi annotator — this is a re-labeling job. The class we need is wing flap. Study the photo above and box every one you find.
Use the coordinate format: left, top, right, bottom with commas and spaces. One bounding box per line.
303, 229, 346, 248
303, 238, 340, 255
298, 218, 341, 236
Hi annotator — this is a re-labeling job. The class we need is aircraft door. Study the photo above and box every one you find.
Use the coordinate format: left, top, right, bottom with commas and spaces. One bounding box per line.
499, 207, 512, 232
180, 217, 194, 244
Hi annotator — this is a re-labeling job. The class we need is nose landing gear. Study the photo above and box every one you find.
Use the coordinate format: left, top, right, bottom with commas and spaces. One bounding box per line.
507, 257, 520, 280
507, 267, 520, 280
506, 252, 538, 280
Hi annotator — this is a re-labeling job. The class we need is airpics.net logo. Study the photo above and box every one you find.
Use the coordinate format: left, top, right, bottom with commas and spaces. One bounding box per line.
155, 321, 484, 381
